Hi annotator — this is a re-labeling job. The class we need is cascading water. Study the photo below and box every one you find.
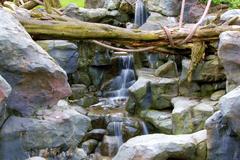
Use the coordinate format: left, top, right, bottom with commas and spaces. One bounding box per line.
134, 0, 149, 27
140, 121, 149, 135
113, 122, 124, 147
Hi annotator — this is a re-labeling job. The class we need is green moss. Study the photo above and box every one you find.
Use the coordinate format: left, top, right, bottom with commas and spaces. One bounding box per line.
60, 0, 85, 7
200, 0, 240, 8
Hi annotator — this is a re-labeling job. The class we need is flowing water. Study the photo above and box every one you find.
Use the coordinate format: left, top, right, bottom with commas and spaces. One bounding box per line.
134, 0, 149, 27
140, 121, 149, 135
113, 122, 124, 148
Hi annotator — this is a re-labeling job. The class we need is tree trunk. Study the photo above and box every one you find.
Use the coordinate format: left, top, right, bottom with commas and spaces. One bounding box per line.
20, 18, 240, 47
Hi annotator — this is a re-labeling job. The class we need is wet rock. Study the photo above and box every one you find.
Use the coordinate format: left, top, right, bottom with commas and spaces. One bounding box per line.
85, 0, 105, 8
0, 75, 11, 127
181, 56, 225, 82
37, 40, 79, 74
210, 90, 226, 101
100, 135, 119, 157
154, 60, 178, 78
70, 84, 88, 99
104, 0, 121, 10
146, 0, 181, 16
74, 94, 98, 108
71, 70, 92, 87
218, 31, 240, 91
172, 97, 215, 134
113, 130, 207, 160
84, 129, 107, 141
72, 148, 88, 160
220, 9, 240, 25
63, 4, 120, 22
140, 110, 172, 134
0, 109, 91, 158
91, 50, 111, 66
0, 9, 71, 116
81, 139, 98, 154
140, 12, 178, 31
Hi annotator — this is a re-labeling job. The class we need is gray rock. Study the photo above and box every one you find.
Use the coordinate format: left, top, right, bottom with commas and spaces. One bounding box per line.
85, 0, 105, 8
220, 9, 240, 25
140, 110, 172, 134
210, 90, 226, 101
74, 94, 98, 108
100, 135, 119, 157
146, 0, 181, 16
37, 40, 79, 74
171, 97, 215, 134
218, 31, 240, 91
0, 75, 11, 127
0, 9, 71, 116
84, 129, 107, 141
140, 12, 178, 31
70, 84, 88, 99
154, 60, 178, 78
63, 4, 119, 22
81, 139, 98, 154
104, 0, 121, 10
27, 157, 46, 160
113, 130, 207, 160
0, 110, 91, 152
91, 50, 111, 66
181, 56, 225, 82
72, 148, 88, 160
205, 111, 240, 160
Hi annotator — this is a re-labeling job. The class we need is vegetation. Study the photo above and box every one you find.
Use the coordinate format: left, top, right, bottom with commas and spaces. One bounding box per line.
201, 0, 240, 8
60, 0, 85, 7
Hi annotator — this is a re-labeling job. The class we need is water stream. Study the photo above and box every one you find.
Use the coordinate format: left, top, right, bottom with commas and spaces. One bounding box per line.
134, 0, 149, 27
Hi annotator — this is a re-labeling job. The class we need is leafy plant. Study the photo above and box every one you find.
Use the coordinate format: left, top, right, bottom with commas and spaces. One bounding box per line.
60, 0, 85, 7
200, 0, 240, 8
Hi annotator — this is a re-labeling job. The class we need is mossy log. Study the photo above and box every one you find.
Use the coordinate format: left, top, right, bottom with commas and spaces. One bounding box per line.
19, 18, 240, 47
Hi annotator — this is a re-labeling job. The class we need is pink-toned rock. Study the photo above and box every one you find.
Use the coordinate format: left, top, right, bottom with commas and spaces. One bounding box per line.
0, 9, 71, 116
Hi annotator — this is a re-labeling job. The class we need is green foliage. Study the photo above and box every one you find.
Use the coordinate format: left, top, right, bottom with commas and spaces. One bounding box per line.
200, 0, 240, 8
60, 0, 85, 7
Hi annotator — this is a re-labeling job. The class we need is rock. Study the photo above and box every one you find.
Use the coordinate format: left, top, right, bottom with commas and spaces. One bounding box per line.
180, 56, 225, 82
220, 9, 240, 25
37, 40, 79, 74
218, 31, 240, 91
119, 0, 134, 14
81, 139, 98, 154
179, 80, 201, 97
74, 94, 98, 108
72, 148, 88, 160
140, 12, 178, 31
27, 157, 46, 160
146, 0, 181, 16
0, 9, 71, 116
127, 70, 178, 114
205, 111, 240, 160
154, 60, 178, 78
104, 0, 121, 10
70, 84, 88, 99
172, 97, 215, 134
210, 90, 226, 101
85, 0, 105, 8
63, 4, 120, 22
140, 110, 172, 134
113, 130, 207, 160
0, 109, 91, 158
186, 3, 205, 23
100, 135, 119, 157
71, 70, 92, 87
91, 50, 111, 66
0, 75, 11, 127
84, 129, 107, 141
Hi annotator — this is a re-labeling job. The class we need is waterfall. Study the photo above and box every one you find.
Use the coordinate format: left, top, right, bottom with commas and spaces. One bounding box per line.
108, 55, 136, 106
113, 122, 124, 147
134, 0, 149, 27
140, 121, 149, 135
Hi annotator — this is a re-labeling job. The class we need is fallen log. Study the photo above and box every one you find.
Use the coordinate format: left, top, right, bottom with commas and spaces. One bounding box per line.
20, 18, 240, 47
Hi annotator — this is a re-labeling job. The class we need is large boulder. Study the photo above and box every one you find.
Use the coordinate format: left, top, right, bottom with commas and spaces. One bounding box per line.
0, 103, 91, 159
113, 130, 207, 160
0, 9, 71, 116
0, 75, 11, 127
85, 0, 105, 8
220, 9, 240, 25
37, 40, 79, 74
206, 86, 240, 159
218, 31, 240, 92
172, 97, 215, 134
